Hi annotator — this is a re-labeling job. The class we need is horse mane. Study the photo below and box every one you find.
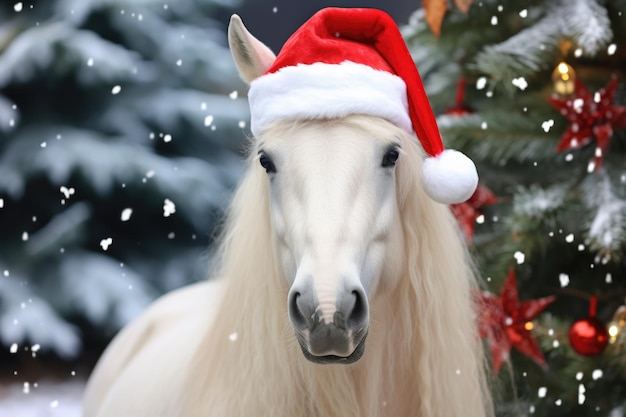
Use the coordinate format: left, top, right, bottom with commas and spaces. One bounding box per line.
181, 115, 494, 417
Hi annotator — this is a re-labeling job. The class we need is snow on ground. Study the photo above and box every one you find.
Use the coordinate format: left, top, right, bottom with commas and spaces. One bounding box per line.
0, 380, 83, 417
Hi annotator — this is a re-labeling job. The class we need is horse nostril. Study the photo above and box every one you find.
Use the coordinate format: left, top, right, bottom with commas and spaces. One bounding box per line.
288, 291, 308, 330
347, 289, 368, 329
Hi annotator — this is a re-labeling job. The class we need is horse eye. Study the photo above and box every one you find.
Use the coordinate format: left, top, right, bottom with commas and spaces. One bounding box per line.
259, 153, 276, 174
382, 147, 400, 168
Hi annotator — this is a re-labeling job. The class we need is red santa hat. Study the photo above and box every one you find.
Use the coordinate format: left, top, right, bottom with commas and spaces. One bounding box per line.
248, 7, 478, 204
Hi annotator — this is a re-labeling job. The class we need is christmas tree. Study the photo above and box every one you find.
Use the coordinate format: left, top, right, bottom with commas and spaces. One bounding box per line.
404, 0, 625, 416
0, 0, 247, 362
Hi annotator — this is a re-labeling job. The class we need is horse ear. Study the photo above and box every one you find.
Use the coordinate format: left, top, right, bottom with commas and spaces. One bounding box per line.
228, 15, 276, 83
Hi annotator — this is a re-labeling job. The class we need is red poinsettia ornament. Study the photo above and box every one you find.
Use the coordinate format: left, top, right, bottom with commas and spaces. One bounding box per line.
548, 75, 626, 171
476, 269, 555, 373
451, 183, 497, 242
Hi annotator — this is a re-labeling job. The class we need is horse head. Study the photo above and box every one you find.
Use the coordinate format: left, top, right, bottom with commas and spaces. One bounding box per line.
228, 9, 477, 365
228, 15, 410, 364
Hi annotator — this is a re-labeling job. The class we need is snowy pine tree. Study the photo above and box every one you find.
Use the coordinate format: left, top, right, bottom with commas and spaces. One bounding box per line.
404, 1, 626, 416
0, 0, 248, 358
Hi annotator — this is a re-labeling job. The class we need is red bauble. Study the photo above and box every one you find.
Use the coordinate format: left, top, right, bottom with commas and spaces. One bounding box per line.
568, 317, 609, 356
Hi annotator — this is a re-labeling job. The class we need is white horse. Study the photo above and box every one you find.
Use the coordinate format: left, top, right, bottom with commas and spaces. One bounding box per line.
83, 13, 494, 417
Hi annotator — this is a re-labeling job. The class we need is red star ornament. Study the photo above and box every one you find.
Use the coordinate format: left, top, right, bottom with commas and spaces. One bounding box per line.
451, 183, 497, 242
548, 75, 626, 171
476, 269, 555, 374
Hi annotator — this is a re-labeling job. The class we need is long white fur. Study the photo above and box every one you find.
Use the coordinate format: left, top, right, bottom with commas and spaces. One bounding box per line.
83, 116, 494, 417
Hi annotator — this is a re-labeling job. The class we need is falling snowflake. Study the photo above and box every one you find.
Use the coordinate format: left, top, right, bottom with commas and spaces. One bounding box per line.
538, 387, 547, 398
204, 115, 214, 127
100, 238, 113, 251
163, 199, 176, 217
541, 119, 554, 132
229, 91, 238, 99
120, 208, 133, 222
578, 384, 586, 404
512, 77, 528, 90
14, 2, 23, 12
60, 186, 75, 199
111, 85, 122, 95
607, 44, 617, 55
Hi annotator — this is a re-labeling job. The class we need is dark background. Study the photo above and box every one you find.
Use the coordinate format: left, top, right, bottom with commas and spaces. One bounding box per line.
220, 1, 419, 52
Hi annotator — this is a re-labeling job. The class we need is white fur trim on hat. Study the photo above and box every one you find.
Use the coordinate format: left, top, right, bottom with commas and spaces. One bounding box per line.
422, 149, 478, 204
248, 61, 411, 137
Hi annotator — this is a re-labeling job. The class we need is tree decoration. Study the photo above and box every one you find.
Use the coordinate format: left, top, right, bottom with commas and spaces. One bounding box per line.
548, 75, 626, 171
451, 183, 496, 242
423, 0, 447, 36
551, 62, 576, 95
476, 269, 556, 373
444, 78, 474, 116
607, 304, 626, 344
424, 0, 473, 36
569, 296, 609, 356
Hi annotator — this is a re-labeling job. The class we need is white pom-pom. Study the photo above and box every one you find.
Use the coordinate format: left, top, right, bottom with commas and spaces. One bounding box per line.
422, 149, 478, 204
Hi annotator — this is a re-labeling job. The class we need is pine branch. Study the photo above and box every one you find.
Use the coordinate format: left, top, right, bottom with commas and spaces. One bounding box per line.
24, 202, 91, 258
110, 9, 241, 90
564, 0, 613, 56
0, 94, 18, 133
0, 126, 236, 230
472, 5, 562, 87
582, 172, 626, 258
438, 112, 557, 164
0, 273, 81, 358
472, 0, 615, 88
56, 251, 156, 330
0, 23, 148, 87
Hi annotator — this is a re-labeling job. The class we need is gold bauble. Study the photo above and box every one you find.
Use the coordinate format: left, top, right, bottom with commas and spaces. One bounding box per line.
551, 62, 576, 95
608, 305, 626, 343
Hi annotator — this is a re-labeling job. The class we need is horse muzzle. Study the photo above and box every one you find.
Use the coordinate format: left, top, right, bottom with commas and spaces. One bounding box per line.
288, 282, 369, 364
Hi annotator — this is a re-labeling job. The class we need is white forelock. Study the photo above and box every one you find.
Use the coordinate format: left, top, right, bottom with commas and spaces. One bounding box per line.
248, 61, 412, 137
